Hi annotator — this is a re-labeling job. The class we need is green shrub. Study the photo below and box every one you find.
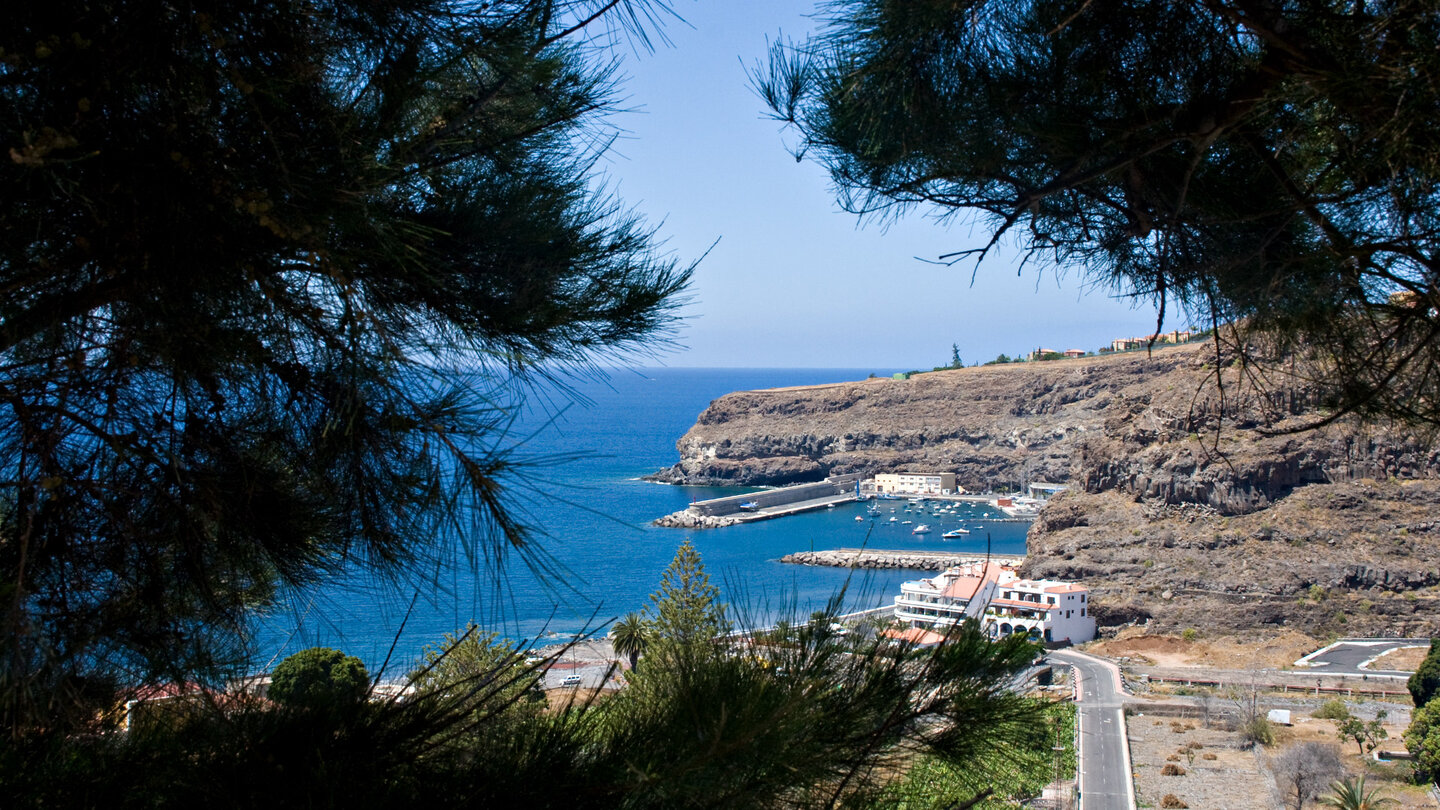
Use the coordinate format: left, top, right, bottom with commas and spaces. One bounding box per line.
1239, 716, 1274, 748
1312, 699, 1351, 721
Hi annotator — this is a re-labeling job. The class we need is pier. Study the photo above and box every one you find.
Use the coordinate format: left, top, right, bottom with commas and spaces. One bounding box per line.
654, 474, 862, 528
780, 548, 1026, 571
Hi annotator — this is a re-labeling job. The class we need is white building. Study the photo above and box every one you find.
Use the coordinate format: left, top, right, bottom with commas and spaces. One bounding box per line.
893, 561, 1003, 628
893, 562, 1095, 645
873, 471, 960, 495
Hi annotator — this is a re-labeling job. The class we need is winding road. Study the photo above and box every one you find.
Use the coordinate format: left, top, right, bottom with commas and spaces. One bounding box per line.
1049, 649, 1136, 810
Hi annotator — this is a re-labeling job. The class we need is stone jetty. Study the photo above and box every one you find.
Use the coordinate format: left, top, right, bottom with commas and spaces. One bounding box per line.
653, 510, 742, 529
780, 548, 1025, 570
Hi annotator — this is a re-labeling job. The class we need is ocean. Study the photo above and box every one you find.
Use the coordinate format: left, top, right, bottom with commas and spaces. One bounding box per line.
251, 368, 1031, 672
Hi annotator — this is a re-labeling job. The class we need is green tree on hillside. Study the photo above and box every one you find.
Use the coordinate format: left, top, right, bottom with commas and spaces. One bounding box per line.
0, 0, 691, 732
408, 625, 546, 745
601, 599, 1045, 807
757, 0, 1440, 429
644, 539, 729, 653
268, 648, 369, 712
1405, 699, 1440, 786
1336, 711, 1388, 756
1410, 639, 1440, 708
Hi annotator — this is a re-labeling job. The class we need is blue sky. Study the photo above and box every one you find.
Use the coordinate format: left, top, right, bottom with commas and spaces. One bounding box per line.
593, 0, 1174, 369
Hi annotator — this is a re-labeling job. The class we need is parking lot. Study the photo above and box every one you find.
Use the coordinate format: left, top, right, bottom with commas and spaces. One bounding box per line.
1293, 637, 1430, 677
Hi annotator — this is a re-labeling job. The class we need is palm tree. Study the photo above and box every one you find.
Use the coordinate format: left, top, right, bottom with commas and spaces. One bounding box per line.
611, 612, 650, 671
1319, 776, 1398, 810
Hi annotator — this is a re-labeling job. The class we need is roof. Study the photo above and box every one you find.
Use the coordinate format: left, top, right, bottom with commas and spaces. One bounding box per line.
1045, 583, 1087, 594
941, 575, 984, 600
882, 627, 949, 646
939, 560, 1002, 600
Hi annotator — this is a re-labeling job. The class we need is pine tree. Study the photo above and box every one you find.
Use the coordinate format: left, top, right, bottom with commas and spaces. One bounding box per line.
0, 0, 691, 734
645, 539, 729, 651
757, 0, 1440, 428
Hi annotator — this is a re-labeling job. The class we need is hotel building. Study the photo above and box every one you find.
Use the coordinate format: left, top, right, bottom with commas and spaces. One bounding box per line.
893, 561, 1095, 645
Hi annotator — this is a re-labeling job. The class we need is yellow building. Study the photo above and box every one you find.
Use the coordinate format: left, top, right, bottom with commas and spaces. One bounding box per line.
873, 472, 960, 495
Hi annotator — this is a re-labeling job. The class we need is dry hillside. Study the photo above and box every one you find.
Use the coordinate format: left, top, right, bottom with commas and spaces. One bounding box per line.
650, 341, 1440, 636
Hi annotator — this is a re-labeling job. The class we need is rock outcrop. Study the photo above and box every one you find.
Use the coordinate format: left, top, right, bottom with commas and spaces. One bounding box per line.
652, 341, 1440, 637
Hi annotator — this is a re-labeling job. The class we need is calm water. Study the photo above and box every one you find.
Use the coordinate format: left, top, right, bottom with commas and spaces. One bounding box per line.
252, 369, 1030, 671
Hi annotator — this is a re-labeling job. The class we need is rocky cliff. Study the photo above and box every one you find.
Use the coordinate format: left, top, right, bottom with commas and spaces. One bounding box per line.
651, 342, 1440, 636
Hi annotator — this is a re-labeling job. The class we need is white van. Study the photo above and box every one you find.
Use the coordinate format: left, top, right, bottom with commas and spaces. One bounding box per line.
560, 675, 582, 687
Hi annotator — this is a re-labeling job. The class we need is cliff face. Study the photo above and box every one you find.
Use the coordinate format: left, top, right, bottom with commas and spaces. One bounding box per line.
652, 342, 1440, 636
651, 343, 1434, 512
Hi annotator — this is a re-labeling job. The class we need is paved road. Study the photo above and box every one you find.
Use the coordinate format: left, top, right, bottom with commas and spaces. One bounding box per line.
1295, 638, 1430, 677
1050, 649, 1136, 810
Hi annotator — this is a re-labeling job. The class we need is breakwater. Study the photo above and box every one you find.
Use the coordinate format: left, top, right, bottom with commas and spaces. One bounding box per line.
780, 548, 1026, 570
654, 474, 862, 528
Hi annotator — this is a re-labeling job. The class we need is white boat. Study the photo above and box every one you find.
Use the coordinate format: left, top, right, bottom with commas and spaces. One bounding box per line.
855, 515, 865, 522
912, 524, 931, 535
901, 520, 913, 525
942, 528, 970, 538
888, 517, 898, 522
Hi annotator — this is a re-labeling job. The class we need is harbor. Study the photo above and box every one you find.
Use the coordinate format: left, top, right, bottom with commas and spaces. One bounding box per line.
654, 473, 1051, 529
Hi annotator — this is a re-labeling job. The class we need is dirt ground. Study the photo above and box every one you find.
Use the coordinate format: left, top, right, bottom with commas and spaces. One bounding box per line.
1127, 711, 1431, 810
1084, 628, 1319, 670
1371, 645, 1429, 672
542, 685, 615, 712
1128, 715, 1274, 810
1269, 716, 1433, 809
